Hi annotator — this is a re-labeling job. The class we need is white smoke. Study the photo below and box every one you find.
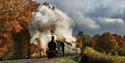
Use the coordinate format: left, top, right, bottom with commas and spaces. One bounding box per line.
29, 4, 76, 51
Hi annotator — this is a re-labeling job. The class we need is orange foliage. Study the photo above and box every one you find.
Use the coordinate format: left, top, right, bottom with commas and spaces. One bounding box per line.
92, 32, 120, 52
0, 33, 12, 58
13, 21, 23, 32
0, 0, 39, 59
0, 0, 39, 32
113, 34, 125, 47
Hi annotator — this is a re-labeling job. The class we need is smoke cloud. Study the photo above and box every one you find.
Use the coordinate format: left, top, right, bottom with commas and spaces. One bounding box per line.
29, 4, 76, 50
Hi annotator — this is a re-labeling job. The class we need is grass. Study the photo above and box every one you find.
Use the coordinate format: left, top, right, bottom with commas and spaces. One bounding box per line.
55, 57, 78, 63
82, 47, 125, 63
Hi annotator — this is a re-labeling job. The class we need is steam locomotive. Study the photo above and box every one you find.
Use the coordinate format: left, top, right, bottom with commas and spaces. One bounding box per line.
46, 39, 81, 58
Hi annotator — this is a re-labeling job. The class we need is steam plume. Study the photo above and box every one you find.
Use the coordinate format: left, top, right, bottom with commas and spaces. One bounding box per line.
29, 3, 76, 51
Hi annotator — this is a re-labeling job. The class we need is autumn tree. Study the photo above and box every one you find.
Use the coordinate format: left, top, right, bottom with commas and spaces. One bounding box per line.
0, 0, 39, 32
95, 32, 119, 53
76, 31, 92, 54
92, 34, 100, 49
76, 31, 84, 50
113, 34, 125, 55
0, 0, 39, 60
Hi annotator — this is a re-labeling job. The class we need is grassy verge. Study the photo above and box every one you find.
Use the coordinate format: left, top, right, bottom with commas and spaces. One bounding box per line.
55, 57, 78, 63
82, 47, 125, 63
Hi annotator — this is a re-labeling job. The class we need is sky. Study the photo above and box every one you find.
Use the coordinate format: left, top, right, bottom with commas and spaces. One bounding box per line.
37, 0, 125, 36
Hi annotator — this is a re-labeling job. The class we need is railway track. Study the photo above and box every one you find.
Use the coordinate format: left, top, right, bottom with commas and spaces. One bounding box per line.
0, 55, 79, 63
0, 58, 64, 63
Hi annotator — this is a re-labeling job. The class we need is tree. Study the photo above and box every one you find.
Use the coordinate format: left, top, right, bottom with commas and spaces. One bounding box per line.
92, 34, 100, 49
96, 32, 119, 53
76, 31, 93, 55
83, 34, 93, 47
113, 34, 125, 55
76, 31, 92, 49
0, 0, 39, 32
76, 31, 84, 48
0, 33, 14, 60
0, 0, 39, 60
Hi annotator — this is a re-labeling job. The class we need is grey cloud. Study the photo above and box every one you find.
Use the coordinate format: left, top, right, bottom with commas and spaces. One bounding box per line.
37, 0, 125, 35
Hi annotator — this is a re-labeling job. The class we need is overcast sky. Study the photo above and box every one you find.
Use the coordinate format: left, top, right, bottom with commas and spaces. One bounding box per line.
37, 0, 125, 36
